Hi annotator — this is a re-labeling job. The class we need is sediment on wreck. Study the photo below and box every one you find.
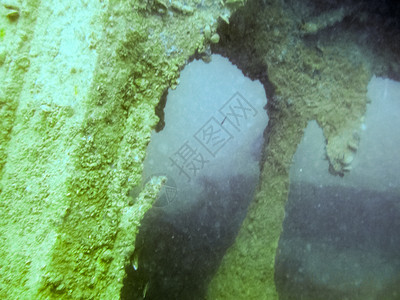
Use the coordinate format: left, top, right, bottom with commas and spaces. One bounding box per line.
0, 0, 234, 298
207, 0, 399, 298
0, 0, 398, 298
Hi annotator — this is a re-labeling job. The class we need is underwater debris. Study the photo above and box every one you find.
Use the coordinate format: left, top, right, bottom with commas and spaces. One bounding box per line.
0, 48, 6, 66
204, 24, 211, 39
300, 6, 356, 35
170, 1, 194, 15
210, 33, 220, 43
15, 55, 30, 70
3, 2, 20, 21
219, 12, 230, 24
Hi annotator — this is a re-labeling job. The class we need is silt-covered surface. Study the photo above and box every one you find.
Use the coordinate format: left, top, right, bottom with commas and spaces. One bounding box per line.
0, 0, 231, 298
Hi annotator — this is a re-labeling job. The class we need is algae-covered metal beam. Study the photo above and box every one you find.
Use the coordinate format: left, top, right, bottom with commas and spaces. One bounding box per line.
0, 0, 236, 298
206, 0, 400, 298
2, 0, 397, 298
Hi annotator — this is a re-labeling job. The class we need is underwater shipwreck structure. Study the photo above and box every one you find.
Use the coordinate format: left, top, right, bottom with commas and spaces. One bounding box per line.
0, 0, 399, 299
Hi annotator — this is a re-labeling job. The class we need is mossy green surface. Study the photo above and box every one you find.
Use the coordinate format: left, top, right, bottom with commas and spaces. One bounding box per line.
0, 3, 42, 298
0, 0, 227, 298
2, 0, 395, 298
208, 0, 372, 298
208, 112, 305, 299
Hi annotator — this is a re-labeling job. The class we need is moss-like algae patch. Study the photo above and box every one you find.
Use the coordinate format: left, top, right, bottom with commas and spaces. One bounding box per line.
206, 0, 399, 298
1, 0, 398, 298
0, 0, 230, 298
34, 4, 203, 300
